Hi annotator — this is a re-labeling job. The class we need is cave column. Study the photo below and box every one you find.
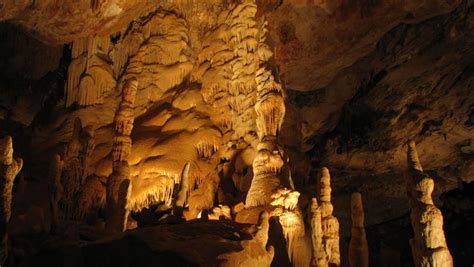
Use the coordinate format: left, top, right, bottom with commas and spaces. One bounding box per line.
316, 167, 340, 266
405, 141, 453, 267
0, 136, 23, 264
349, 192, 369, 267
105, 78, 137, 233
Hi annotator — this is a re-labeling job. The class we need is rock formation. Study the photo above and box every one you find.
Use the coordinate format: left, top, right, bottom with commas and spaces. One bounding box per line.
48, 154, 64, 232
220, 212, 274, 266
61, 118, 84, 219
406, 141, 453, 267
0, 0, 472, 266
0, 136, 22, 264
349, 192, 369, 267
105, 78, 137, 233
309, 198, 328, 267
317, 167, 340, 266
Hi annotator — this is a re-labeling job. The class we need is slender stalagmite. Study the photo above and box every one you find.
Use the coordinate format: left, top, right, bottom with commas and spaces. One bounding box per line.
106, 78, 138, 233
406, 141, 453, 267
62, 118, 83, 219
49, 154, 64, 232
310, 198, 327, 267
349, 192, 369, 267
318, 167, 340, 266
0, 136, 22, 264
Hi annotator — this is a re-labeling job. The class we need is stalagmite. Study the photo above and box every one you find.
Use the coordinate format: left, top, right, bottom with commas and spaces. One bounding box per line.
317, 167, 340, 266
310, 198, 327, 267
49, 154, 64, 232
106, 78, 138, 233
349, 192, 369, 267
406, 141, 453, 267
246, 140, 285, 207
0, 136, 22, 264
61, 118, 83, 219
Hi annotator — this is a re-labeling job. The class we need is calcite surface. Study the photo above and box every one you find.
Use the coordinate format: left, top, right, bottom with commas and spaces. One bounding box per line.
0, 0, 472, 266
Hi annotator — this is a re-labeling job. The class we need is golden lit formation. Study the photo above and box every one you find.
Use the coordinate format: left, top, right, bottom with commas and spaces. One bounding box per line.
0, 0, 469, 266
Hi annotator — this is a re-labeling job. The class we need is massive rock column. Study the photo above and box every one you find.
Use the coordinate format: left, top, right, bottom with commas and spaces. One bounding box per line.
245, 3, 287, 209
0, 136, 23, 264
349, 192, 369, 267
406, 141, 453, 267
317, 167, 340, 266
105, 78, 137, 233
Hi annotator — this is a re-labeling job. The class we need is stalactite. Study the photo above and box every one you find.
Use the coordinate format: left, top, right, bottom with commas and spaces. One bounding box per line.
277, 208, 306, 266
173, 162, 190, 217
0, 136, 22, 264
66, 36, 116, 107
318, 167, 340, 266
106, 78, 137, 233
183, 175, 218, 220
49, 154, 64, 232
310, 198, 327, 267
349, 192, 369, 267
406, 141, 453, 267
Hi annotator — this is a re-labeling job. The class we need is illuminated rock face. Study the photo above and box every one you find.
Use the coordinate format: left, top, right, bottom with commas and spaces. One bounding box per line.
0, 136, 22, 264
0, 0, 472, 266
406, 141, 453, 267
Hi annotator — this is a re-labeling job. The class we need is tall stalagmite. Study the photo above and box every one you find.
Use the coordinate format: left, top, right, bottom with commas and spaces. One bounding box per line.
310, 197, 328, 267
106, 78, 138, 233
349, 192, 369, 267
49, 154, 64, 232
0, 136, 22, 264
317, 167, 340, 266
406, 141, 453, 267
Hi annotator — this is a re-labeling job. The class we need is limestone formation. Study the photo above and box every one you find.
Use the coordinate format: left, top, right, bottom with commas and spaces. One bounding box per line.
61, 118, 83, 219
0, 136, 22, 264
310, 198, 328, 267
220, 212, 274, 266
317, 167, 340, 266
105, 78, 137, 233
406, 141, 453, 267
49, 154, 64, 232
349, 192, 369, 267
270, 187, 300, 211
173, 162, 190, 217
246, 140, 285, 207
